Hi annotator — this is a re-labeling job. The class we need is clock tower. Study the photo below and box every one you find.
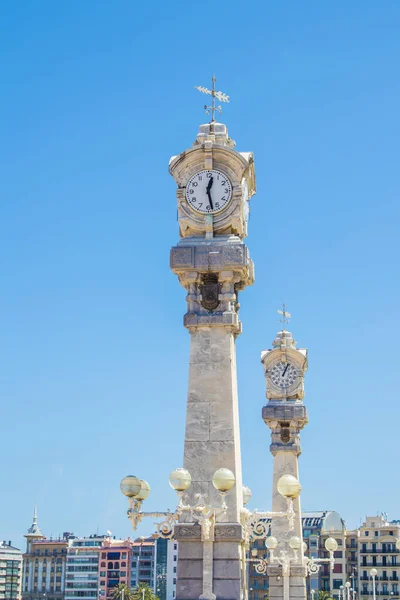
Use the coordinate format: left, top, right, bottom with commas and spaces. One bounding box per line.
170, 85, 255, 600
261, 311, 308, 600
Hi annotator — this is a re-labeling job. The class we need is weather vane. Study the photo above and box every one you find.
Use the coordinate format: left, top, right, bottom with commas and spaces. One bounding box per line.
195, 75, 230, 122
277, 303, 291, 330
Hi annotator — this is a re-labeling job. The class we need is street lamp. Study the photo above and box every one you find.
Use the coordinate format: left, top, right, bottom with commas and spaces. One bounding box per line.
120, 467, 235, 540
370, 569, 378, 600
241, 474, 302, 543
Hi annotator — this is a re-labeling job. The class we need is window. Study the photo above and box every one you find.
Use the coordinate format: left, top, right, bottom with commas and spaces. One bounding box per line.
101, 554, 106, 559
122, 554, 126, 559
333, 580, 342, 590
383, 557, 387, 566
108, 553, 121, 560
173, 579, 176, 585
337, 539, 343, 546
121, 572, 126, 577
372, 544, 377, 552
383, 585, 388, 593
101, 562, 106, 568
393, 557, 397, 566
333, 564, 343, 573
362, 544, 367, 552
173, 567, 176, 574
121, 562, 126, 567
108, 563, 113, 569
100, 572, 106, 577
174, 544, 177, 551
100, 582, 105, 586
365, 532, 369, 537
173, 556, 177, 562
375, 532, 379, 537
334, 551, 343, 559
351, 539, 356, 548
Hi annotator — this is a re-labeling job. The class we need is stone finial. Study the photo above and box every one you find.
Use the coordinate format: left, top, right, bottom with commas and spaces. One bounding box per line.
272, 329, 297, 350
194, 122, 235, 148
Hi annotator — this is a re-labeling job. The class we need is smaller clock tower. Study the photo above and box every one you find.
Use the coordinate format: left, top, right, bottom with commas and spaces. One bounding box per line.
261, 309, 308, 600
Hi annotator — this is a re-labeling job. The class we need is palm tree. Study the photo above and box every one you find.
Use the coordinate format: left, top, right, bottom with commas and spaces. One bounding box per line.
317, 591, 333, 600
112, 583, 134, 600
132, 583, 159, 600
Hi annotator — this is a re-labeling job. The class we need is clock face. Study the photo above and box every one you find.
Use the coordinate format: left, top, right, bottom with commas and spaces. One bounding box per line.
270, 362, 298, 390
185, 169, 232, 214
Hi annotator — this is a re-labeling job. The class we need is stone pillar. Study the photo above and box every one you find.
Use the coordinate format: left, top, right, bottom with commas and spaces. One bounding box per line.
171, 240, 254, 600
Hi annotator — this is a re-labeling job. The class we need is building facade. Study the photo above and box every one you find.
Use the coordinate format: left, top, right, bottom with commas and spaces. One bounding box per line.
0, 542, 22, 600
98, 539, 131, 600
357, 515, 400, 600
166, 542, 178, 600
65, 536, 107, 600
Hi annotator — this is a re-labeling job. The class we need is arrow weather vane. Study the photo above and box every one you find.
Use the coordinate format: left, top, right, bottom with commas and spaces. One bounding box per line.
195, 75, 230, 122
277, 303, 291, 330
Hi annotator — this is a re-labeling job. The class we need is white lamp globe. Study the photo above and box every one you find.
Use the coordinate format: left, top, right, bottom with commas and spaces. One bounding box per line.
302, 542, 307, 552
251, 548, 258, 557
370, 569, 378, 578
242, 485, 252, 505
265, 536, 278, 550
120, 475, 142, 498
169, 468, 192, 492
277, 474, 302, 499
135, 480, 151, 501
345, 583, 351, 589
289, 536, 302, 550
212, 468, 235, 492
325, 537, 338, 552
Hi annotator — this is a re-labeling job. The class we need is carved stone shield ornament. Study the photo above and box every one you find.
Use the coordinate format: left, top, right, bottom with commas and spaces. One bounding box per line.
281, 428, 291, 444
201, 282, 220, 311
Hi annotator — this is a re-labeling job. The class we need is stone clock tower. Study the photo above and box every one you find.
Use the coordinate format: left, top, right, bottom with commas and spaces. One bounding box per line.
261, 318, 308, 600
170, 112, 256, 600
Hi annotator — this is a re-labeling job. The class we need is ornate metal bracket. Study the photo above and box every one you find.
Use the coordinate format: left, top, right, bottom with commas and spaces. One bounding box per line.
305, 553, 335, 575
241, 496, 296, 546
124, 476, 232, 541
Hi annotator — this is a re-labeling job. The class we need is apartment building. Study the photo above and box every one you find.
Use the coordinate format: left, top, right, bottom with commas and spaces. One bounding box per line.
0, 542, 22, 600
98, 539, 131, 600
358, 515, 400, 600
65, 535, 107, 600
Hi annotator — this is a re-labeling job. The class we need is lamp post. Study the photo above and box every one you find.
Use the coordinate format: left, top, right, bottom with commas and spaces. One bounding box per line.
370, 569, 378, 600
345, 582, 352, 600
246, 534, 337, 600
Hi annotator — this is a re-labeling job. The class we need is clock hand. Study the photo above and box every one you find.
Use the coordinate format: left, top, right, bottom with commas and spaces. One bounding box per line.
206, 177, 214, 209
282, 364, 289, 377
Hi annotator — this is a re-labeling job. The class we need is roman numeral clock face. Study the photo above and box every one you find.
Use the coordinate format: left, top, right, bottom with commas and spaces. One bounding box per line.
185, 170, 232, 214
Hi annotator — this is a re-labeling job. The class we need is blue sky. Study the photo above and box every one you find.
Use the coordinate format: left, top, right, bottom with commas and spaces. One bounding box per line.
1, 0, 400, 550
